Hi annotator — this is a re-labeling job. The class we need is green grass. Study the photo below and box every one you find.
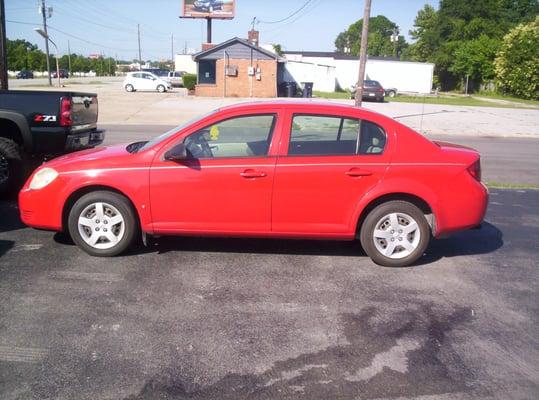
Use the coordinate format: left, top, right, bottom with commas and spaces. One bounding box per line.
388, 94, 539, 109
474, 91, 539, 106
485, 181, 539, 190
313, 91, 536, 109
313, 90, 352, 99
387, 95, 499, 107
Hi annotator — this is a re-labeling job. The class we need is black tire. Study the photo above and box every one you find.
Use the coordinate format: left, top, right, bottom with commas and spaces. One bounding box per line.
157, 84, 166, 93
125, 84, 135, 92
387, 90, 396, 98
360, 200, 430, 267
0, 137, 23, 196
68, 191, 138, 257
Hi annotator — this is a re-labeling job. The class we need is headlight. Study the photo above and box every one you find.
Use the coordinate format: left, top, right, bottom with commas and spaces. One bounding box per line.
29, 167, 59, 190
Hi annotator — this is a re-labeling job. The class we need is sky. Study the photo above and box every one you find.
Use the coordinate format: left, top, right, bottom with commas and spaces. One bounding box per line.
5, 0, 438, 61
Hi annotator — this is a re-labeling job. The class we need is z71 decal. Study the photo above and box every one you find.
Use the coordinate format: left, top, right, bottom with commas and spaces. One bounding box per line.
34, 115, 57, 122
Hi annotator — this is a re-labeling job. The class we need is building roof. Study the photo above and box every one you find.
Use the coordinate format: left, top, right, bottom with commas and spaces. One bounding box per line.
193, 37, 281, 61
282, 51, 400, 61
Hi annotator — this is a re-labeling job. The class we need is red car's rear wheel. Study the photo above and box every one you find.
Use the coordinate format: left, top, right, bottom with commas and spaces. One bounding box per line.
360, 201, 430, 267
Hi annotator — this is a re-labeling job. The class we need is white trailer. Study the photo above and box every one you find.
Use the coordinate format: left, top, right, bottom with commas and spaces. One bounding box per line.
283, 52, 434, 94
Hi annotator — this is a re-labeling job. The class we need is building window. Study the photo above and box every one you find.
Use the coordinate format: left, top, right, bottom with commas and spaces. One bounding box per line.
199, 60, 216, 84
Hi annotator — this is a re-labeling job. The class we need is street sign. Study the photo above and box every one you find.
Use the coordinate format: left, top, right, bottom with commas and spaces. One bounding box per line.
181, 0, 235, 20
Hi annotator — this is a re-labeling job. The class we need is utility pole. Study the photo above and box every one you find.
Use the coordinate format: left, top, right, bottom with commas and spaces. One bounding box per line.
355, 0, 372, 107
137, 24, 142, 70
40, 0, 52, 86
171, 33, 174, 68
67, 40, 71, 76
0, 0, 8, 90
206, 18, 212, 43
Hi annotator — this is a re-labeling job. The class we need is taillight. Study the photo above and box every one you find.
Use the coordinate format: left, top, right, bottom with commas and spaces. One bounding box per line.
468, 160, 481, 181
60, 97, 72, 127
378, 88, 384, 93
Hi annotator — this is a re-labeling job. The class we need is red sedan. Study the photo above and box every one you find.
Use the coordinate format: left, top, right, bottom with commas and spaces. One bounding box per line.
19, 101, 488, 267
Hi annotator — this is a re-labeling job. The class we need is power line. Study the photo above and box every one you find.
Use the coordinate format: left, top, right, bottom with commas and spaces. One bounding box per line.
47, 25, 138, 52
5, 19, 40, 26
258, 0, 314, 24
53, 4, 137, 35
263, 0, 323, 35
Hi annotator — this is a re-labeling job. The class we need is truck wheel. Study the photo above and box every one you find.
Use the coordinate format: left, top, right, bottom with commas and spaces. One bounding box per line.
157, 85, 166, 93
360, 201, 430, 267
125, 84, 135, 92
0, 137, 22, 196
387, 90, 396, 98
68, 191, 138, 257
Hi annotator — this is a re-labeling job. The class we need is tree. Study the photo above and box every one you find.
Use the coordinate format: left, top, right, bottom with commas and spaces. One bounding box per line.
494, 16, 539, 99
406, 4, 438, 62
272, 44, 283, 56
407, 0, 539, 90
450, 35, 500, 82
334, 15, 407, 57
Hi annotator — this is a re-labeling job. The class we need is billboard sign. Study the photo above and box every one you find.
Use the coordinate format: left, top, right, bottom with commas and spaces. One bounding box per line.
182, 0, 235, 19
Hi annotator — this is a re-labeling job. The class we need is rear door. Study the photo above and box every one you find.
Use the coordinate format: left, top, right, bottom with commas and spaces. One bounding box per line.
272, 110, 391, 235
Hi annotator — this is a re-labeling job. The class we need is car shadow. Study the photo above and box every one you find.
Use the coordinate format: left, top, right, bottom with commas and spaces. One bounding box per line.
143, 221, 503, 266
0, 199, 25, 233
2, 196, 503, 266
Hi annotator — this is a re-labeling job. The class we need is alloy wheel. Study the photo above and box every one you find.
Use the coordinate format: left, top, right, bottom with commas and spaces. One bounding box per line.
372, 212, 420, 259
77, 202, 125, 249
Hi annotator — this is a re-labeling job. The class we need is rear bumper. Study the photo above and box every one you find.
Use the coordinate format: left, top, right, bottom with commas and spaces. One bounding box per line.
65, 129, 105, 151
435, 181, 489, 237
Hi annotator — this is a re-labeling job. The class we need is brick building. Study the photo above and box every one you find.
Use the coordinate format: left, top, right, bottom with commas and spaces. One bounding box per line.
193, 37, 281, 98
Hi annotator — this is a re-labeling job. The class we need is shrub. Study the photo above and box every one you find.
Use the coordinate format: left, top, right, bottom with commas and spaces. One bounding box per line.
182, 73, 197, 90
494, 16, 539, 100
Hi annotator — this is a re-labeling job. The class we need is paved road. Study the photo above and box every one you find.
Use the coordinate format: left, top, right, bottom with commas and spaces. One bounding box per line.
102, 124, 539, 185
0, 189, 538, 399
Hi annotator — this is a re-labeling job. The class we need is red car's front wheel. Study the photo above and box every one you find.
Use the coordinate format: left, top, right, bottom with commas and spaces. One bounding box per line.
68, 191, 138, 257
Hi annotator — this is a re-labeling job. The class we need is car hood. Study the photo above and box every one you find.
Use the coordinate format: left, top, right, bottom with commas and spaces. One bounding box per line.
44, 144, 138, 172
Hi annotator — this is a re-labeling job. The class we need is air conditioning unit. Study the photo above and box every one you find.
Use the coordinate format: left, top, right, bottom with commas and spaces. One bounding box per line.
225, 65, 238, 77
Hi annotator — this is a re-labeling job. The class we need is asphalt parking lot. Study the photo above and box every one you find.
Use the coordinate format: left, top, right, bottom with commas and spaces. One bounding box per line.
0, 188, 538, 399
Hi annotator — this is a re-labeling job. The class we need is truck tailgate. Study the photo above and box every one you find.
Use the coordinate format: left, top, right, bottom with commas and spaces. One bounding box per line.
71, 94, 98, 130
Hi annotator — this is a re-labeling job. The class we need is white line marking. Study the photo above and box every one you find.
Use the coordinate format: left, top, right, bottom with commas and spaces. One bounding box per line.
0, 345, 48, 363
10, 244, 43, 252
50, 271, 123, 282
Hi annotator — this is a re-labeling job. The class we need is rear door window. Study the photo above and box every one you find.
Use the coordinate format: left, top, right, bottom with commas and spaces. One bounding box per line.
288, 114, 386, 156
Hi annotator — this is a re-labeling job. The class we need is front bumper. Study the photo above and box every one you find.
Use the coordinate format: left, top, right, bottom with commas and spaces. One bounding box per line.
19, 177, 67, 231
65, 129, 105, 151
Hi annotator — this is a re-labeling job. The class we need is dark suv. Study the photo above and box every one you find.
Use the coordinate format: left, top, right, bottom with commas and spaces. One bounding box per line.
350, 80, 385, 102
52, 69, 69, 79
16, 70, 34, 79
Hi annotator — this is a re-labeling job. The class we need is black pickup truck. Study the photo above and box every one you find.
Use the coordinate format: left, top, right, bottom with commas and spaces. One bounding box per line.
0, 90, 104, 194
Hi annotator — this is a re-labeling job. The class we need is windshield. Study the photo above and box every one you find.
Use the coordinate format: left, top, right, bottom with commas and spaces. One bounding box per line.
136, 109, 218, 152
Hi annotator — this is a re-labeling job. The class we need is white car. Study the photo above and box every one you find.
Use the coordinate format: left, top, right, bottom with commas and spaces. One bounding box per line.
164, 71, 185, 87
123, 72, 172, 93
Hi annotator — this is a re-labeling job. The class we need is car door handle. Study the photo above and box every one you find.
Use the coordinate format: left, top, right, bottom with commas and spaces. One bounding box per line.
240, 169, 267, 178
345, 168, 372, 177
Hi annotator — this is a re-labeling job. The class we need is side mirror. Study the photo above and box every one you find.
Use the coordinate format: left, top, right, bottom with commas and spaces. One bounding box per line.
164, 143, 187, 161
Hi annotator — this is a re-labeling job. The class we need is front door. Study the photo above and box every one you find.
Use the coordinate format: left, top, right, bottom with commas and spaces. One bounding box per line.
149, 113, 279, 233
272, 113, 390, 235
